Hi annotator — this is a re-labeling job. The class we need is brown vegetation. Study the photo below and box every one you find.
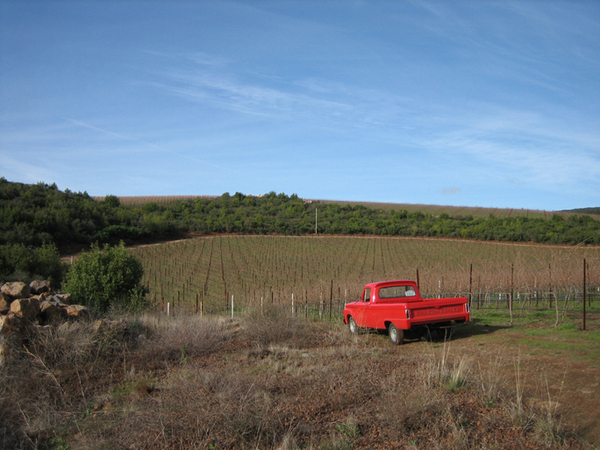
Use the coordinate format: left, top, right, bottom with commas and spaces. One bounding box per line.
1, 310, 594, 449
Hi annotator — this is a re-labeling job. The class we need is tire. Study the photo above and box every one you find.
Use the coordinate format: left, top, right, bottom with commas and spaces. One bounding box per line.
348, 316, 359, 335
388, 323, 404, 345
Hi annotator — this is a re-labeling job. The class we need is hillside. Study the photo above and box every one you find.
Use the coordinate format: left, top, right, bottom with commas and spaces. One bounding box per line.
94, 195, 600, 220
563, 206, 600, 215
2, 179, 600, 253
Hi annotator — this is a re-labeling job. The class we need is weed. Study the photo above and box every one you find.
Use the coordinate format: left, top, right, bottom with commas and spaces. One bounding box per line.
336, 418, 361, 439
180, 344, 189, 364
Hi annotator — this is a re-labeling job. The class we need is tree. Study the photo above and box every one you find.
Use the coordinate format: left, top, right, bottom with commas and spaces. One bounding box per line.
0, 242, 65, 285
104, 195, 121, 208
63, 242, 148, 312
29, 242, 66, 285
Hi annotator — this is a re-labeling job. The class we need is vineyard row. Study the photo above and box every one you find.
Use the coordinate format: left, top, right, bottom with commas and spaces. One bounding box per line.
129, 235, 600, 315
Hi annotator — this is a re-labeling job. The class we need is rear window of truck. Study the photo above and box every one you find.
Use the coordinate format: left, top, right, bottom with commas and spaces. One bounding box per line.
379, 285, 416, 299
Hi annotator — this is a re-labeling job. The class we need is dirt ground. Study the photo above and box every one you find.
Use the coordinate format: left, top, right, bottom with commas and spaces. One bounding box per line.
6, 310, 598, 449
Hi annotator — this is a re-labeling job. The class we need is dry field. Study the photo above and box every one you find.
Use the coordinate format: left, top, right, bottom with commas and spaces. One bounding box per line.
91, 195, 217, 207
3, 309, 599, 449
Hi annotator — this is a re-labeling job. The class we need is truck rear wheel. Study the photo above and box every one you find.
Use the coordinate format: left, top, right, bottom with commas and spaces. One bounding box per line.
388, 323, 404, 345
348, 316, 359, 335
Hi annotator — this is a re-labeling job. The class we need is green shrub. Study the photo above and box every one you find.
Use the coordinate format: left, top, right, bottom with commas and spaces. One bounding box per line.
0, 241, 65, 285
63, 242, 148, 312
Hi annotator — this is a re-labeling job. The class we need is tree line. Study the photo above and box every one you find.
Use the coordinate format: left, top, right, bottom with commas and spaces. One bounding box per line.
2, 178, 599, 255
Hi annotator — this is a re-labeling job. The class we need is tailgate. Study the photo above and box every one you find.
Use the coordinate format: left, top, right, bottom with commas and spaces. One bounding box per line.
409, 300, 469, 325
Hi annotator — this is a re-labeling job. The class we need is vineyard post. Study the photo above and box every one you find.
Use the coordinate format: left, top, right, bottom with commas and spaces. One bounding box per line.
167, 302, 170, 317
291, 293, 295, 316
548, 264, 553, 309
477, 275, 481, 309
583, 258, 587, 331
200, 300, 204, 317
319, 292, 323, 320
329, 280, 333, 322
509, 264, 514, 326
469, 264, 473, 307
554, 290, 560, 328
416, 269, 420, 291
195, 293, 199, 314
305, 289, 308, 319
231, 295, 234, 320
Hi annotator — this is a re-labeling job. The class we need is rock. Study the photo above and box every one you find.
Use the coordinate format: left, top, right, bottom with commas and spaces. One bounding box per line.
10, 297, 41, 322
38, 291, 53, 302
53, 293, 72, 305
1, 282, 31, 299
0, 292, 11, 309
29, 280, 51, 295
0, 313, 35, 345
39, 300, 68, 325
66, 304, 90, 320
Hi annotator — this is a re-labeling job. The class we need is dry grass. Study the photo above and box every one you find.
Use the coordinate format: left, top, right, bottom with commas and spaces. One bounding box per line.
0, 310, 589, 449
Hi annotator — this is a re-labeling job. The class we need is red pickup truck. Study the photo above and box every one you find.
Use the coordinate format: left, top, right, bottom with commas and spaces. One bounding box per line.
343, 280, 470, 345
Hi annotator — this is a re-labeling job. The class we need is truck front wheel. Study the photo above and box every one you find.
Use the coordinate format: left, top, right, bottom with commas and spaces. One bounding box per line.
388, 323, 404, 345
348, 316, 359, 335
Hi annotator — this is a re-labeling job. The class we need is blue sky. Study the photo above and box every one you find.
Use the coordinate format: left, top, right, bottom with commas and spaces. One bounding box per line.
1, 1, 599, 211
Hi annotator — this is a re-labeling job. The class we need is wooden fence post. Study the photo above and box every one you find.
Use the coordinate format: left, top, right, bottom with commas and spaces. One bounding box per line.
509, 264, 514, 326
329, 280, 333, 322
583, 258, 587, 331
469, 264, 473, 308
548, 264, 553, 309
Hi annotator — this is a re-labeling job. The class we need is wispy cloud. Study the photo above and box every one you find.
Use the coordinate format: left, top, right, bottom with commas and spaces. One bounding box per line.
442, 187, 461, 195
64, 117, 258, 178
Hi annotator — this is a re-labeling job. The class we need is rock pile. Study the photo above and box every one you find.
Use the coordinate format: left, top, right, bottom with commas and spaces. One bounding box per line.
0, 280, 91, 366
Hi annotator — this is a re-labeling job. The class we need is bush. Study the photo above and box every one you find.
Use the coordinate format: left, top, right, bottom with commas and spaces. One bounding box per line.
63, 242, 149, 312
0, 242, 66, 285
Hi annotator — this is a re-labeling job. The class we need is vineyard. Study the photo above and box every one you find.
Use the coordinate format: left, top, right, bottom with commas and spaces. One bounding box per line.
130, 235, 600, 320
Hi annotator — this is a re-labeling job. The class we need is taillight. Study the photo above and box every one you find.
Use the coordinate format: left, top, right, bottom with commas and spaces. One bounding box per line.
465, 302, 470, 314
405, 308, 410, 319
